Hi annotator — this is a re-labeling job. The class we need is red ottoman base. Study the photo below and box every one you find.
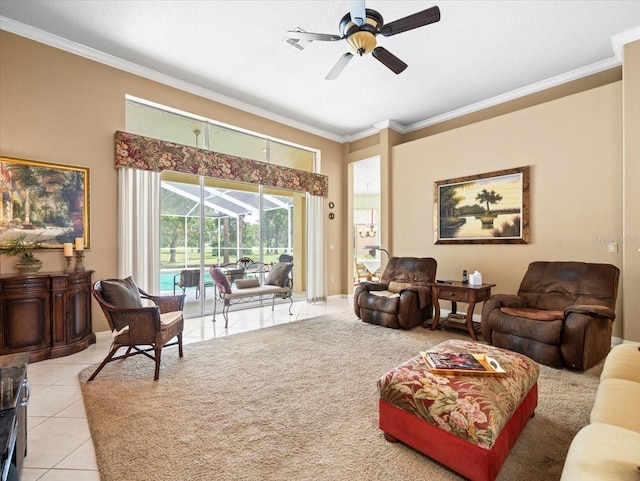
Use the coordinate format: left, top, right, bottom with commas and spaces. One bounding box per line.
379, 383, 538, 481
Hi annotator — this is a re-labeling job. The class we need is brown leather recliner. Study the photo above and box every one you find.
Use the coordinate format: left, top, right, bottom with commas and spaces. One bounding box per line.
354, 257, 437, 329
481, 261, 619, 370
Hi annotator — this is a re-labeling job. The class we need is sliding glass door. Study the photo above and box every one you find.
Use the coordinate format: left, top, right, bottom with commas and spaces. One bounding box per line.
160, 172, 304, 318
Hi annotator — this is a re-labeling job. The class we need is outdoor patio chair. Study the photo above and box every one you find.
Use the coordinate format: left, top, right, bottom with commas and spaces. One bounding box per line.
173, 269, 201, 298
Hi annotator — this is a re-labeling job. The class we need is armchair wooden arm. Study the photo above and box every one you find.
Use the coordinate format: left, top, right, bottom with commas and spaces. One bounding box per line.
139, 288, 185, 313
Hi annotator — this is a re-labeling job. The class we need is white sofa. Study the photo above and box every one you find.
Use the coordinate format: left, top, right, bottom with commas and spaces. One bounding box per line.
560, 343, 640, 480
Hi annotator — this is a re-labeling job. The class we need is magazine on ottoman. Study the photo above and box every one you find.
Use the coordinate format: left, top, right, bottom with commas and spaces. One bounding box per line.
421, 351, 506, 377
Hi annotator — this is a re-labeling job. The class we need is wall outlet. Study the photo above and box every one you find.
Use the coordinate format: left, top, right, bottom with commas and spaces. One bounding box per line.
608, 242, 618, 253
330, 276, 334, 283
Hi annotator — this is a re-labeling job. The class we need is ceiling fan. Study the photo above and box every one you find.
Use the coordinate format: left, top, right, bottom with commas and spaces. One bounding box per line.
286, 1, 440, 80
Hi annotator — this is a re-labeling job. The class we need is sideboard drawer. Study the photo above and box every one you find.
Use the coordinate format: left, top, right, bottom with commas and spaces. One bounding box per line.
437, 288, 469, 302
0, 277, 50, 294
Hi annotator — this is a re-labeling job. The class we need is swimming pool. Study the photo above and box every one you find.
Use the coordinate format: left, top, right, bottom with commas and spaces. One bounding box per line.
159, 269, 213, 294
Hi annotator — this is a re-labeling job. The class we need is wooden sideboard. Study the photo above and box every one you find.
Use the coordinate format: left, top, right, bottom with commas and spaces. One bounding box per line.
0, 271, 95, 362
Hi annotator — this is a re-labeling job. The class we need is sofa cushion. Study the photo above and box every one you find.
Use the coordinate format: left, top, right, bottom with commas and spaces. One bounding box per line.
265, 262, 293, 287
224, 285, 289, 300
560, 423, 640, 481
380, 257, 437, 287
517, 261, 619, 310
500, 307, 564, 321
359, 291, 400, 314
601, 343, 640, 383
490, 311, 563, 344
210, 267, 232, 294
590, 378, 640, 434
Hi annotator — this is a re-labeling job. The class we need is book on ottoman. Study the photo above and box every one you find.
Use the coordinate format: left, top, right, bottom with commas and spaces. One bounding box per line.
421, 351, 506, 377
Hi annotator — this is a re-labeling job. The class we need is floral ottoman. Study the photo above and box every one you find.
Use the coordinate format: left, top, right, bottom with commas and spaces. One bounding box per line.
378, 340, 539, 481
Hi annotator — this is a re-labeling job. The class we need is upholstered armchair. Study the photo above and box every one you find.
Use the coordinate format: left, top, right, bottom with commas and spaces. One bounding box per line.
354, 257, 437, 329
481, 261, 619, 370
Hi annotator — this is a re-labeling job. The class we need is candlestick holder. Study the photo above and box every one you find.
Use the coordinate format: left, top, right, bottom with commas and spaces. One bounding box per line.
63, 256, 74, 274
75, 251, 85, 272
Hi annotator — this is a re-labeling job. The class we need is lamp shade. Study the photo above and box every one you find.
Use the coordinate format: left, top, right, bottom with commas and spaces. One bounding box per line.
347, 31, 377, 54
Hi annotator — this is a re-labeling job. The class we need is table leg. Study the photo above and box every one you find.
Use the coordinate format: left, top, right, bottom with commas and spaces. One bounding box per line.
465, 299, 478, 340
430, 293, 441, 330
467, 304, 478, 341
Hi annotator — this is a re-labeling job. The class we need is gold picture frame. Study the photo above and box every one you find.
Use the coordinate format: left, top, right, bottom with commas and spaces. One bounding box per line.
434, 166, 529, 244
0, 157, 90, 248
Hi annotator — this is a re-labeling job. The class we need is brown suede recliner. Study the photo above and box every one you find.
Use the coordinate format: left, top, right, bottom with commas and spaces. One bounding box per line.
354, 257, 437, 329
481, 261, 619, 371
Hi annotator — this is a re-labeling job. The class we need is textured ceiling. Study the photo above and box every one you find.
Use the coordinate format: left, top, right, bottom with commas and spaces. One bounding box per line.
1, 1, 639, 142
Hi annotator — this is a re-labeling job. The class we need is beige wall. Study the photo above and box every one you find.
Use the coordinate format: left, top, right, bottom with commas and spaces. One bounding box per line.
0, 32, 345, 331
622, 40, 640, 341
391, 83, 629, 338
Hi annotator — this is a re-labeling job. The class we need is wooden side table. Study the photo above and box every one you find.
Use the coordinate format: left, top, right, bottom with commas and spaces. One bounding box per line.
428, 281, 496, 340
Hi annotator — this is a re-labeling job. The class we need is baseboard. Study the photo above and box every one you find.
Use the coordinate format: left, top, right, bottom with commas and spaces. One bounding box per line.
95, 330, 112, 341
612, 337, 640, 346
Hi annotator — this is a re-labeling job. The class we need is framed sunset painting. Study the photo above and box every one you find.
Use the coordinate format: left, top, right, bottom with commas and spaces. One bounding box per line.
434, 166, 530, 244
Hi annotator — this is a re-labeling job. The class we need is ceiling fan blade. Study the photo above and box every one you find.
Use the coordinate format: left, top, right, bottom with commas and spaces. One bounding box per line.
380, 5, 441, 37
325, 53, 354, 80
372, 47, 408, 75
286, 31, 343, 42
349, 0, 367, 27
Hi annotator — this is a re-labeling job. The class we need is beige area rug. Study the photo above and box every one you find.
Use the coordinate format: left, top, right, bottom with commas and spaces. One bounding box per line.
80, 312, 603, 481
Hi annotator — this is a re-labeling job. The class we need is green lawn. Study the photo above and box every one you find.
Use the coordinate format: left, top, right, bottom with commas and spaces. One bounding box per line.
160, 247, 287, 268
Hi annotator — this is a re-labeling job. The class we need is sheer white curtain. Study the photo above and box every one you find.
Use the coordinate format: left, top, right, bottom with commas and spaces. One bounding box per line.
117, 168, 161, 293
306, 194, 325, 302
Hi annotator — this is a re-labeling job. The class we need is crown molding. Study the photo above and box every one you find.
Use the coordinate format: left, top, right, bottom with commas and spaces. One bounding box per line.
345, 54, 622, 142
0, 16, 344, 144
612, 26, 640, 61
373, 120, 407, 134
404, 57, 621, 132
343, 119, 410, 142
343, 126, 379, 143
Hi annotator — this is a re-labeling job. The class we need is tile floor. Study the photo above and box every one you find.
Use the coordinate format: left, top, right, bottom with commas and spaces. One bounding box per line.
21, 295, 353, 481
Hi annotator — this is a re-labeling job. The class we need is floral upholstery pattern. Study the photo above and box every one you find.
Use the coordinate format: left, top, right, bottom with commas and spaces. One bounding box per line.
378, 340, 539, 449
115, 131, 328, 197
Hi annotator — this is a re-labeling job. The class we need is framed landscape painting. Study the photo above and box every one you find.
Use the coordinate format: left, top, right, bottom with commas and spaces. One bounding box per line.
434, 166, 529, 244
0, 157, 90, 249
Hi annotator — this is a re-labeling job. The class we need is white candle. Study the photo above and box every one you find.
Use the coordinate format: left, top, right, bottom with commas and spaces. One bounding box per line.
63, 243, 73, 257
75, 237, 84, 251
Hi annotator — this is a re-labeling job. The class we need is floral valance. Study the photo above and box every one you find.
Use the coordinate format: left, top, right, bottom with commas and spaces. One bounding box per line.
114, 131, 328, 197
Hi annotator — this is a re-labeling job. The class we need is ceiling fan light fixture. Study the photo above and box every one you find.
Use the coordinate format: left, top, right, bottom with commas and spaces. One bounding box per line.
347, 31, 377, 55
340, 8, 384, 55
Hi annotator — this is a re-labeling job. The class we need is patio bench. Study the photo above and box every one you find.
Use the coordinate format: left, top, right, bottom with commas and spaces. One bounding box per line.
210, 259, 293, 328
